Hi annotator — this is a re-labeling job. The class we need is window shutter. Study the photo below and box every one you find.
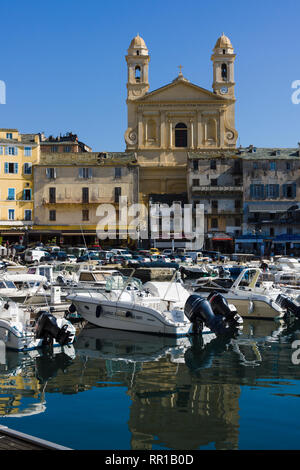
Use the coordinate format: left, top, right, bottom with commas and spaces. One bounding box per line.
4, 162, 8, 173
5, 147, 9, 155
46, 168, 50, 178
14, 163, 18, 173
260, 185, 265, 199
250, 184, 254, 198
0, 146, 3, 155
23, 189, 26, 200
79, 168, 83, 178
275, 184, 279, 198
293, 183, 297, 198
88, 168, 92, 179
265, 184, 269, 198
282, 184, 287, 198
14, 146, 18, 155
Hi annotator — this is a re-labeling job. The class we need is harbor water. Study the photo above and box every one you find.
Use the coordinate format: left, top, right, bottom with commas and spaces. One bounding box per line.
0, 317, 300, 450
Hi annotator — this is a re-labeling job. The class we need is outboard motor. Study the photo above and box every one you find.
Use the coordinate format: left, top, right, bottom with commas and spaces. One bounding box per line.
184, 294, 230, 335
276, 293, 300, 319
207, 292, 243, 326
35, 311, 73, 347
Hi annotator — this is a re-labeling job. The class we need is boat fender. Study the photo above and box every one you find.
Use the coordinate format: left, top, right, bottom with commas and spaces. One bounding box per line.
248, 301, 254, 314
96, 305, 102, 318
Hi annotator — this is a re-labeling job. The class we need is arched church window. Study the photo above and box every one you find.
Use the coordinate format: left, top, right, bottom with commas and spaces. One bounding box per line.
135, 66, 141, 82
175, 122, 187, 148
136, 50, 140, 55
221, 63, 227, 80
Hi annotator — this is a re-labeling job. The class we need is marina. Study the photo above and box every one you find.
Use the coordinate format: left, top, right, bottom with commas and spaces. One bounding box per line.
0, 249, 300, 450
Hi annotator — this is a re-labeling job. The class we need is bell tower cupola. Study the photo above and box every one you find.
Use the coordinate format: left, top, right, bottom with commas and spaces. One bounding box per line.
126, 34, 150, 101
211, 33, 236, 99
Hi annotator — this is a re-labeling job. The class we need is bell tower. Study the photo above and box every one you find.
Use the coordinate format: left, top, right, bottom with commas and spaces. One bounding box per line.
211, 33, 236, 99
126, 34, 150, 101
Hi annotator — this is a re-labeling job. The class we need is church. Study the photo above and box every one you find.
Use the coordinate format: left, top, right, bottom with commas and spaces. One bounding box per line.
125, 33, 240, 249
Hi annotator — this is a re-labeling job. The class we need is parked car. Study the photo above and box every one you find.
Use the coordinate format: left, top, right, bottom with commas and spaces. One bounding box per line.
111, 255, 129, 265
51, 251, 68, 262
162, 249, 173, 256
24, 249, 50, 263
179, 255, 193, 264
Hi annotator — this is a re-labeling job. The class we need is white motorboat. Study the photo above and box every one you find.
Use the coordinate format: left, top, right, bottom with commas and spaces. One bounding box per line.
0, 297, 76, 351
204, 267, 299, 320
67, 280, 242, 337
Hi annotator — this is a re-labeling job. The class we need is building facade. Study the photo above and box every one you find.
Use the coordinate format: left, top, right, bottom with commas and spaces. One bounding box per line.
124, 33, 238, 248
0, 128, 40, 244
33, 151, 139, 246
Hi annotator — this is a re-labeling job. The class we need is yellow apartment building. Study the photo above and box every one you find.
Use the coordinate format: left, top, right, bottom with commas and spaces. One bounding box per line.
0, 129, 40, 245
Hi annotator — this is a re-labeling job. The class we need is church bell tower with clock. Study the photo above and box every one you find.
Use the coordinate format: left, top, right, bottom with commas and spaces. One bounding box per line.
211, 33, 236, 99
126, 34, 150, 101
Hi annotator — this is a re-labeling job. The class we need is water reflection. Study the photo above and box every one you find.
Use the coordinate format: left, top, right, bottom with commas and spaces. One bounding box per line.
0, 320, 300, 449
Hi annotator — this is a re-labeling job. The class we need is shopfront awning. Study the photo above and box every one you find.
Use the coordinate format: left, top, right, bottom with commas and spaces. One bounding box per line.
212, 233, 233, 241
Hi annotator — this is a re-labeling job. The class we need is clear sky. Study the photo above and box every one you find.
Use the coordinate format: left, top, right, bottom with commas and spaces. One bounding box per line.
1, 0, 299, 151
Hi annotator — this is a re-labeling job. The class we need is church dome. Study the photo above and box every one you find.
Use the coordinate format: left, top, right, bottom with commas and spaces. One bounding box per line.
214, 33, 233, 50
128, 34, 148, 53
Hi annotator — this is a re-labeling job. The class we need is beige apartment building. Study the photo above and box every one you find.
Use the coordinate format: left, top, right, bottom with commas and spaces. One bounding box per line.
33, 151, 139, 246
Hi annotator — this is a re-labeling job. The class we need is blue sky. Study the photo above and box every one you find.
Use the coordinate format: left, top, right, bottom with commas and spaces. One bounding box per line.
1, 0, 299, 151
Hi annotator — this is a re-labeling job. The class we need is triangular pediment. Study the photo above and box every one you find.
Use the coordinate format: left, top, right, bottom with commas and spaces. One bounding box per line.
137, 78, 227, 103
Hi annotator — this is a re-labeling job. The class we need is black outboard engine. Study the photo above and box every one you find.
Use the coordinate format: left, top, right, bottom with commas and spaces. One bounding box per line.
35, 311, 73, 347
184, 294, 230, 335
207, 292, 243, 326
276, 293, 300, 319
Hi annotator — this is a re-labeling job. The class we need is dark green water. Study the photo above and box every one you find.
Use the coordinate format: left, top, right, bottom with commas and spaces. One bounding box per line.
0, 319, 300, 450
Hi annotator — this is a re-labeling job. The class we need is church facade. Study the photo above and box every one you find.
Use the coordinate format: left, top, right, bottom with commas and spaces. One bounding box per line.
124, 33, 240, 249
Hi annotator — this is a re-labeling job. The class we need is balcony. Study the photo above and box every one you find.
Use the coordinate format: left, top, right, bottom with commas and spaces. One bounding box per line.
192, 185, 243, 193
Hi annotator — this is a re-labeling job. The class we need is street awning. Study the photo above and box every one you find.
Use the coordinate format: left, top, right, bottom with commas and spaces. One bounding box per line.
212, 233, 233, 241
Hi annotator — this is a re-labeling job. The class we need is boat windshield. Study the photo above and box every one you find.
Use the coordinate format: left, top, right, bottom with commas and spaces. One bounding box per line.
1, 281, 16, 289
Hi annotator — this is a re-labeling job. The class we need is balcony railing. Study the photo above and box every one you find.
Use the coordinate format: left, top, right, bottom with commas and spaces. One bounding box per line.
192, 185, 243, 192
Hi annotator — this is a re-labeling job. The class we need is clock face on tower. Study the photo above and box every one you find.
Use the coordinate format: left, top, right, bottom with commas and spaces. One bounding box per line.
220, 87, 228, 94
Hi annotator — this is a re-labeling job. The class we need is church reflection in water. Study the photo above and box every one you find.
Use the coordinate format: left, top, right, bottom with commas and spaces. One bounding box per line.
0, 318, 300, 450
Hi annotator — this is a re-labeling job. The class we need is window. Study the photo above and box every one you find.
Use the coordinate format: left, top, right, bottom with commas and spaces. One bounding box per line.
6, 133, 12, 139
211, 218, 218, 229
24, 147, 32, 157
287, 227, 293, 235
211, 178, 218, 186
115, 167, 122, 179
270, 227, 275, 237
7, 188, 15, 200
235, 218, 241, 227
49, 187, 56, 204
114, 187, 121, 203
49, 210, 56, 221
24, 210, 32, 221
51, 145, 58, 152
64, 146, 71, 152
221, 63, 227, 80
79, 168, 92, 179
46, 168, 56, 179
210, 160, 216, 170
82, 210, 89, 221
0, 146, 3, 155
23, 189, 31, 201
5, 146, 18, 155
175, 122, 187, 148
268, 184, 279, 199
192, 179, 199, 186
24, 163, 32, 174
253, 162, 258, 169
4, 162, 18, 174
211, 200, 218, 210
235, 199, 241, 209
270, 161, 276, 171
82, 187, 89, 204
283, 183, 296, 199
286, 162, 292, 170
8, 209, 15, 220
193, 160, 199, 171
